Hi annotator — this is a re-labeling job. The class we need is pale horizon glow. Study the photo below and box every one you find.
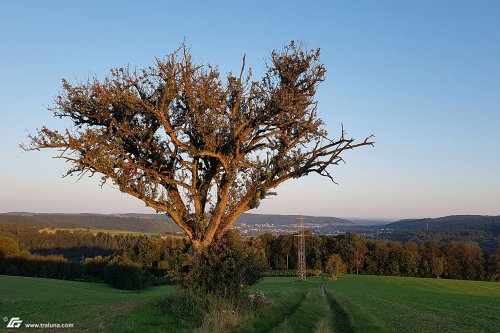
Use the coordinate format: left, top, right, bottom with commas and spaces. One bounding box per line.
1, 1, 499, 219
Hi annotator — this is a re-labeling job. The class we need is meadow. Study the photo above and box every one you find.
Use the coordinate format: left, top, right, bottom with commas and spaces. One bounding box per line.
0, 275, 174, 332
37, 227, 159, 237
0, 274, 498, 332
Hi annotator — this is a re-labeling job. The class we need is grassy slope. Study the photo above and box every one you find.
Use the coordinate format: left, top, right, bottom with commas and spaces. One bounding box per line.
1, 274, 499, 333
328, 274, 500, 333
0, 275, 174, 332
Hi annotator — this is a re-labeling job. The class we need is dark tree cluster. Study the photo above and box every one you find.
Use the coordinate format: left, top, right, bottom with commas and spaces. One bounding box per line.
386, 229, 499, 255
255, 233, 499, 281
0, 228, 179, 289
0, 228, 265, 292
0, 254, 86, 281
0, 224, 150, 261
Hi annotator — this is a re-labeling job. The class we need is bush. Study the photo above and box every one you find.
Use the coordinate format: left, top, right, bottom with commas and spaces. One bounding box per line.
248, 290, 271, 309
262, 269, 297, 277
307, 269, 323, 277
159, 289, 245, 332
0, 254, 86, 280
158, 289, 206, 327
177, 231, 266, 301
197, 307, 241, 333
103, 264, 144, 290
84, 255, 109, 280
4, 263, 20, 276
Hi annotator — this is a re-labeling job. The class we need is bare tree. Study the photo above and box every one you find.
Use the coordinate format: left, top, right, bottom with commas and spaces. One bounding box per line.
24, 42, 373, 251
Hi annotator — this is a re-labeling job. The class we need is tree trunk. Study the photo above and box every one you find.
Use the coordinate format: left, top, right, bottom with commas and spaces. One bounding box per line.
190, 239, 210, 252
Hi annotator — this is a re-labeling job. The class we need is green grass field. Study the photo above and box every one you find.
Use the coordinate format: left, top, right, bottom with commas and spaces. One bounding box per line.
240, 276, 499, 333
1, 274, 498, 332
37, 227, 160, 237
0, 275, 174, 332
324, 275, 500, 333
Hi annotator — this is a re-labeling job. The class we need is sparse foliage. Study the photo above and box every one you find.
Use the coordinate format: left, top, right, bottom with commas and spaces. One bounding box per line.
23, 41, 373, 250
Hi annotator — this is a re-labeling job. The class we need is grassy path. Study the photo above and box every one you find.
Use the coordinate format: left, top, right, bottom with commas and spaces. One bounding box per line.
242, 279, 339, 333
323, 285, 351, 333
245, 279, 387, 333
324, 287, 388, 333
239, 280, 308, 332
269, 287, 334, 333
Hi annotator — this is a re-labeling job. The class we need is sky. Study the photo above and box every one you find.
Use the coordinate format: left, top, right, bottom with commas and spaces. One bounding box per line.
0, 1, 499, 219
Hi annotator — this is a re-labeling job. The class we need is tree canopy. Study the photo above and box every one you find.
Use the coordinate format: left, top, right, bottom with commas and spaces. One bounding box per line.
24, 42, 373, 250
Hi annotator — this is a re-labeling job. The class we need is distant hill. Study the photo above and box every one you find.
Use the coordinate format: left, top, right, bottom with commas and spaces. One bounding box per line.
236, 213, 354, 226
118, 212, 355, 227
0, 212, 354, 233
0, 212, 181, 233
386, 215, 500, 234
348, 218, 394, 226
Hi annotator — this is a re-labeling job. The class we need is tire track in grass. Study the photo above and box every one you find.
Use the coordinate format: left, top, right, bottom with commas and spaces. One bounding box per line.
323, 285, 352, 333
271, 285, 336, 333
239, 286, 308, 333
270, 290, 312, 333
267, 289, 310, 333
324, 287, 389, 333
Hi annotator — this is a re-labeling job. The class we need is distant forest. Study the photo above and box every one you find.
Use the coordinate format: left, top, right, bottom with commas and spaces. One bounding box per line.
0, 224, 498, 290
1, 213, 498, 255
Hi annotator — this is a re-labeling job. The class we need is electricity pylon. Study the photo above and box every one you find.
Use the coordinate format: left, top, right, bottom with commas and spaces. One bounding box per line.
295, 216, 306, 280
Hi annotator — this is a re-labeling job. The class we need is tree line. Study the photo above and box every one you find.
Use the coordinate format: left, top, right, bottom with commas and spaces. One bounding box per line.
0, 224, 148, 256
257, 232, 498, 281
0, 225, 179, 289
384, 229, 499, 255
0, 226, 498, 290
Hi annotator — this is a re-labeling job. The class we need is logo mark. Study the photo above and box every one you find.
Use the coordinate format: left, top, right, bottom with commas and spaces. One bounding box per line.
6, 317, 22, 328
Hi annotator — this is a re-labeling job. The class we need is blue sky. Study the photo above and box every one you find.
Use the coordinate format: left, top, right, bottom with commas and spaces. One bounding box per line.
1, 1, 499, 219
